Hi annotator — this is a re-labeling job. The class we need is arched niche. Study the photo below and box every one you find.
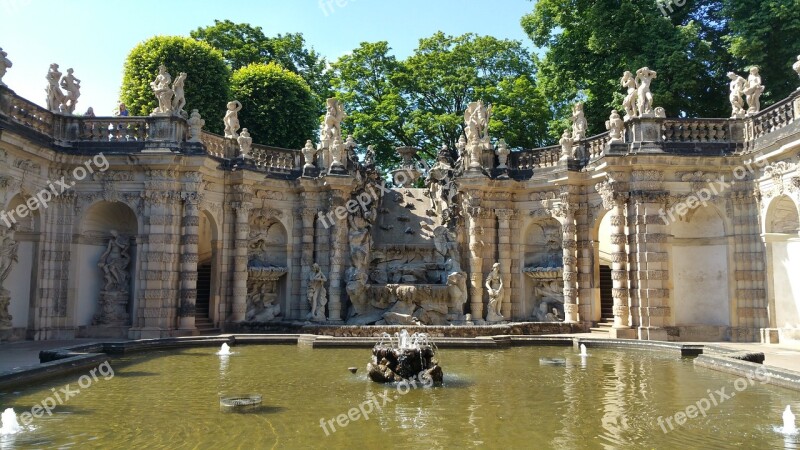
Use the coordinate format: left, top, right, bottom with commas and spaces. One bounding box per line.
670, 204, 731, 328
764, 195, 800, 330
2, 194, 41, 335
72, 201, 139, 330
197, 210, 221, 326
246, 215, 289, 323
522, 218, 563, 320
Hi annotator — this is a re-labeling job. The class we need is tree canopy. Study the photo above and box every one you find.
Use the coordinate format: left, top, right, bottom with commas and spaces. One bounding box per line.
331, 33, 551, 167
120, 36, 230, 133
230, 62, 318, 149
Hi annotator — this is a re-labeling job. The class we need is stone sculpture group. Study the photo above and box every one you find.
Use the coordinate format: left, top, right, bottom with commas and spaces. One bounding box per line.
94, 230, 132, 326
149, 64, 188, 118
44, 63, 81, 114
728, 67, 765, 117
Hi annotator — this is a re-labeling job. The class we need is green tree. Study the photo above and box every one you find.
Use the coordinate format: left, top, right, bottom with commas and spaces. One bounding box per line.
191, 20, 331, 103
230, 62, 318, 149
522, 0, 731, 137
332, 34, 551, 168
722, 0, 800, 105
120, 36, 230, 133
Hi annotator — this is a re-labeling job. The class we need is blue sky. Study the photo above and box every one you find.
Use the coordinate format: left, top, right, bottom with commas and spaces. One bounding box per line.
0, 0, 537, 115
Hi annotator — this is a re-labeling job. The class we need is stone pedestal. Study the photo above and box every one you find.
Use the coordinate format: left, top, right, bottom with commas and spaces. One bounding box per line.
93, 291, 130, 326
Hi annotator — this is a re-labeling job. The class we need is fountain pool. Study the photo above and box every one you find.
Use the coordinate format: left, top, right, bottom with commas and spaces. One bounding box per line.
0, 345, 798, 448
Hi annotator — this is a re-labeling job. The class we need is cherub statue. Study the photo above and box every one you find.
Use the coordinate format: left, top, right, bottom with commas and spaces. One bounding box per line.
224, 100, 243, 138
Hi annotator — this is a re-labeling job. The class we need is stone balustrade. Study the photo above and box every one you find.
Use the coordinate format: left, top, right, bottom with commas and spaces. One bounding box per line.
250, 144, 298, 172
661, 119, 733, 143
744, 91, 799, 152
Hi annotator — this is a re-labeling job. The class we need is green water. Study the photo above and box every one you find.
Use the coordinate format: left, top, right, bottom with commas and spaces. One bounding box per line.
0, 345, 798, 449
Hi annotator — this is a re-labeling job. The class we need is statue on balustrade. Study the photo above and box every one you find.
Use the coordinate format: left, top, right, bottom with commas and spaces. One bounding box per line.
45, 63, 65, 112
59, 68, 81, 115
187, 109, 205, 142
559, 129, 573, 160
621, 71, 638, 120
150, 64, 173, 116
605, 110, 624, 142
224, 100, 242, 138
744, 67, 765, 115
794, 56, 800, 88
238, 128, 252, 159
485, 262, 505, 322
0, 48, 11, 87
171, 72, 187, 118
727, 72, 747, 118
0, 226, 18, 328
306, 263, 328, 322
635, 67, 657, 116
464, 101, 492, 171
571, 102, 588, 140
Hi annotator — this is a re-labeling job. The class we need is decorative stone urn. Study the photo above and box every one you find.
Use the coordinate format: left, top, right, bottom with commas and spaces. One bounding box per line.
392, 146, 422, 187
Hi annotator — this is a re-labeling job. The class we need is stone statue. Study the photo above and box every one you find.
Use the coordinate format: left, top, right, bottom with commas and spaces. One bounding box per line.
485, 262, 504, 322
0, 48, 11, 87
445, 258, 468, 315
559, 129, 574, 160
301, 139, 317, 169
571, 102, 588, 140
150, 64, 173, 116
621, 71, 638, 120
98, 230, 131, 292
635, 67, 657, 116
224, 100, 242, 138
794, 56, 800, 89
0, 226, 18, 327
464, 100, 492, 142
320, 98, 346, 149
744, 67, 765, 115
238, 128, 252, 159
345, 268, 369, 317
364, 145, 376, 167
727, 72, 747, 118
45, 63, 64, 112
187, 109, 205, 142
605, 110, 624, 142
245, 283, 281, 322
495, 139, 510, 169
95, 230, 131, 326
171, 72, 187, 117
306, 263, 328, 322
59, 68, 81, 115
455, 134, 468, 171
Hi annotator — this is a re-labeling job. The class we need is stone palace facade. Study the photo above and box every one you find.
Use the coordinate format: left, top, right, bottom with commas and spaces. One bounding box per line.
1, 54, 800, 343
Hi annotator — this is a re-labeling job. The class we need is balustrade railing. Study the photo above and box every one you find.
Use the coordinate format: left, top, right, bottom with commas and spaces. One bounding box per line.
4, 92, 54, 136
661, 119, 733, 143
79, 118, 149, 142
511, 145, 561, 170
585, 132, 611, 159
251, 144, 298, 171
744, 92, 798, 152
200, 132, 231, 158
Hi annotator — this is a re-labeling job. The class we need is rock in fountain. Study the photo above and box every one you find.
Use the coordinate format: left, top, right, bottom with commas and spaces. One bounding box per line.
0, 408, 20, 435
783, 405, 797, 434
367, 330, 443, 384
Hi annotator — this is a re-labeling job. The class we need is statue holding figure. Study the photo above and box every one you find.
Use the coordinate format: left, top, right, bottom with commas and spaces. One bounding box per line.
224, 100, 243, 138
621, 71, 638, 120
187, 109, 205, 142
744, 67, 765, 115
320, 98, 346, 149
59, 68, 81, 114
635, 67, 657, 116
605, 110, 625, 142
150, 64, 173, 115
0, 48, 11, 87
306, 263, 328, 322
727, 72, 747, 118
45, 63, 64, 112
464, 100, 492, 143
571, 102, 588, 140
485, 262, 505, 322
171, 72, 187, 117
98, 230, 131, 292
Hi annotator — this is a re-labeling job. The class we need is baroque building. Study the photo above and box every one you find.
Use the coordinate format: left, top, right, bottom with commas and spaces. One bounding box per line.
1, 59, 800, 344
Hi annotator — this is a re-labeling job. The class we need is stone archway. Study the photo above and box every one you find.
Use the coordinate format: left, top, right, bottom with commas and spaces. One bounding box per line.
669, 204, 731, 338
593, 210, 615, 324
763, 195, 800, 335
73, 201, 138, 337
1, 194, 41, 340
195, 210, 220, 331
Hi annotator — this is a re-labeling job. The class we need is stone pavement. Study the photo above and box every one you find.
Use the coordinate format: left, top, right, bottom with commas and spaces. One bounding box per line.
0, 339, 114, 372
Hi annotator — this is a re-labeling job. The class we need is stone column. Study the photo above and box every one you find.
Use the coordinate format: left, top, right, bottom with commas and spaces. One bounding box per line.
610, 198, 632, 333
328, 212, 347, 323
576, 204, 594, 323
177, 192, 201, 332
495, 209, 515, 319
467, 207, 484, 319
732, 190, 768, 340
632, 194, 671, 340
299, 208, 317, 319
230, 201, 251, 323
561, 206, 579, 323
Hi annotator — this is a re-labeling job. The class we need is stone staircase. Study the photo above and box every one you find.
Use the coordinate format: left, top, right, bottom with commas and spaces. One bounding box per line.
591, 265, 614, 335
195, 265, 219, 335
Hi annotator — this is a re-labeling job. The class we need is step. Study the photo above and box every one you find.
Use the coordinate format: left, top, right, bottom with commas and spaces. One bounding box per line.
590, 327, 610, 335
